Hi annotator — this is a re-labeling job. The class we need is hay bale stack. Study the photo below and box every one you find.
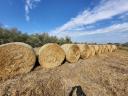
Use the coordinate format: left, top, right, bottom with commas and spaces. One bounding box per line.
61, 44, 80, 63
77, 44, 92, 59
0, 42, 36, 80
34, 47, 41, 56
88, 45, 96, 56
38, 43, 65, 68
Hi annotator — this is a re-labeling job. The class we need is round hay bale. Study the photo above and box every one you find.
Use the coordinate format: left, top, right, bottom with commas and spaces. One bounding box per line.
0, 42, 36, 80
88, 45, 95, 56
77, 44, 92, 59
61, 44, 80, 63
100, 45, 104, 54
111, 45, 117, 52
103, 45, 108, 53
102, 45, 106, 53
107, 45, 112, 52
38, 43, 65, 68
97, 45, 102, 54
91, 45, 99, 55
105, 45, 109, 52
34, 47, 41, 56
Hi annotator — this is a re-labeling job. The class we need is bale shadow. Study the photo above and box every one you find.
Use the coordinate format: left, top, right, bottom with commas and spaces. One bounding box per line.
69, 85, 86, 96
31, 57, 40, 71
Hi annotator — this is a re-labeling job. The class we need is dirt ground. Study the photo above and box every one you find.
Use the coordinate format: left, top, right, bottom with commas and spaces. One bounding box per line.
0, 49, 128, 96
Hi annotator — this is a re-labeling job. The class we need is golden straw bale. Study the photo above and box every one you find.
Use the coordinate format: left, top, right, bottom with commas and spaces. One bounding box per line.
104, 45, 109, 53
88, 45, 96, 56
61, 44, 80, 63
102, 45, 107, 53
77, 44, 92, 59
107, 45, 112, 52
39, 43, 65, 68
0, 42, 36, 80
111, 45, 117, 52
98, 45, 102, 55
92, 45, 99, 55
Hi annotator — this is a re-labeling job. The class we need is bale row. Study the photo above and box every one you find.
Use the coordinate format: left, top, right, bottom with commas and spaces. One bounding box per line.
0, 42, 117, 80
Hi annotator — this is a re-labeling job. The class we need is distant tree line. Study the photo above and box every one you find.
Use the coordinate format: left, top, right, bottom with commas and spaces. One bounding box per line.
0, 27, 72, 47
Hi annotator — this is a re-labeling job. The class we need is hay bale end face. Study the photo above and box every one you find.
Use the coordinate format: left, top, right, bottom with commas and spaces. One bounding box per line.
102, 45, 106, 53
0, 42, 36, 80
92, 45, 99, 55
97, 45, 102, 54
104, 45, 109, 53
107, 45, 112, 52
88, 45, 95, 56
77, 44, 92, 59
61, 44, 80, 63
112, 45, 117, 52
39, 43, 65, 68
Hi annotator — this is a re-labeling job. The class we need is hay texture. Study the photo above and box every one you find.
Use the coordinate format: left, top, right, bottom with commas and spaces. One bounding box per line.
92, 45, 99, 55
38, 43, 65, 68
61, 44, 80, 63
103, 45, 109, 53
0, 42, 36, 80
107, 45, 112, 52
77, 44, 92, 59
88, 45, 96, 56
34, 47, 41, 56
97, 45, 102, 54
112, 45, 117, 52
102, 45, 106, 53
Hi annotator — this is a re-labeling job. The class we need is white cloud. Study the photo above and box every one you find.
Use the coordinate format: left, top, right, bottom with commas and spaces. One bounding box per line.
51, 0, 128, 35
119, 12, 128, 19
25, 0, 41, 21
51, 23, 128, 37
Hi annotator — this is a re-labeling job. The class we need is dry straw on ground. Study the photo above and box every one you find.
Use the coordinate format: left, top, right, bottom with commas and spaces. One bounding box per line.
0, 42, 36, 80
61, 44, 80, 63
38, 43, 65, 68
77, 44, 92, 59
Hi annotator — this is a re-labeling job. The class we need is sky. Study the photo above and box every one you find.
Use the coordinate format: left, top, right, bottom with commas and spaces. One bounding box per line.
0, 0, 128, 43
